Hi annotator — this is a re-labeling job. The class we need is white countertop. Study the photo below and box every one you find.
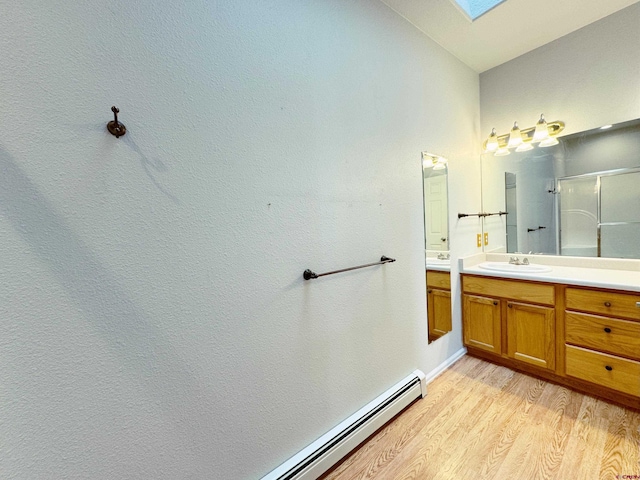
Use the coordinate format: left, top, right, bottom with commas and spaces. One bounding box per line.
425, 251, 451, 272
425, 263, 451, 273
460, 253, 640, 293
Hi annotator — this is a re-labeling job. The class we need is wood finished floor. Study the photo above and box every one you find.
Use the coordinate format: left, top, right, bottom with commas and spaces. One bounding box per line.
323, 355, 640, 480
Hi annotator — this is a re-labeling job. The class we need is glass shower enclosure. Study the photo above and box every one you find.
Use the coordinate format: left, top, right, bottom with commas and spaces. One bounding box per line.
558, 168, 640, 258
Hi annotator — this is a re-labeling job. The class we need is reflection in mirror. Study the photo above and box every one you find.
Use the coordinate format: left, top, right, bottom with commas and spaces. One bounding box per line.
481, 118, 640, 259
505, 172, 517, 252
422, 152, 452, 344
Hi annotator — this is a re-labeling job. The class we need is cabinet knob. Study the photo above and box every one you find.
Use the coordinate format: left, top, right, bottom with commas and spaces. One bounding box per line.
604, 327, 612, 333
507, 303, 513, 308
605, 365, 613, 371
493, 301, 498, 306
604, 301, 612, 307
427, 289, 432, 294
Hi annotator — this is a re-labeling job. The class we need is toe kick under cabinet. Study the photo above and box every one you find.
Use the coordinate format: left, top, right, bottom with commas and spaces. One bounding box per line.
462, 275, 640, 410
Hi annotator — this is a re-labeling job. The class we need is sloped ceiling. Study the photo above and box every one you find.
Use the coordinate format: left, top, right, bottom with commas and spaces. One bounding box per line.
379, 0, 640, 72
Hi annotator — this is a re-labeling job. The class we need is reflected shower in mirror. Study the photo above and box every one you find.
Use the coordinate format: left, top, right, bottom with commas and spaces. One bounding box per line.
481, 118, 640, 259
504, 172, 518, 252
422, 152, 451, 344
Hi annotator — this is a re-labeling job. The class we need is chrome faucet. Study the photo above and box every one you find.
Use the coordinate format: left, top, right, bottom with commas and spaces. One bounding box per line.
437, 253, 450, 260
509, 256, 529, 265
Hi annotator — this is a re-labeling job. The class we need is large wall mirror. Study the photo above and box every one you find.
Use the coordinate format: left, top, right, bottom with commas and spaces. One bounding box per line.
481, 118, 640, 258
422, 152, 452, 343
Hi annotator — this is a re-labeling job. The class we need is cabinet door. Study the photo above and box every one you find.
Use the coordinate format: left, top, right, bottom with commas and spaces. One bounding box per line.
506, 302, 555, 370
463, 294, 501, 354
428, 288, 452, 341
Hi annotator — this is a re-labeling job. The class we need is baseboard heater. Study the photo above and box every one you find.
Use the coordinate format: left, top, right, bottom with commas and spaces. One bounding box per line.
261, 370, 426, 480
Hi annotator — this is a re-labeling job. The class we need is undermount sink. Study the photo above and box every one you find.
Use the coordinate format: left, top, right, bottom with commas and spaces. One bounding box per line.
478, 262, 552, 273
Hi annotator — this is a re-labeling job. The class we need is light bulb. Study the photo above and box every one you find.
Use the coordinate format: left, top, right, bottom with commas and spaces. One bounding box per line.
532, 114, 550, 143
539, 136, 559, 147
516, 142, 534, 152
422, 152, 434, 168
494, 147, 510, 156
485, 128, 499, 152
507, 122, 523, 149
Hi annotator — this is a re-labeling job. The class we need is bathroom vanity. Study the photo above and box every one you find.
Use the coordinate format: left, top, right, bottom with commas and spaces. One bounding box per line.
461, 254, 640, 409
426, 269, 452, 343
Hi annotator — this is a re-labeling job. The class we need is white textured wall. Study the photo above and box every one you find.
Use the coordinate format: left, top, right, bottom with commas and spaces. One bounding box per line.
480, 3, 640, 136
0, 1, 479, 478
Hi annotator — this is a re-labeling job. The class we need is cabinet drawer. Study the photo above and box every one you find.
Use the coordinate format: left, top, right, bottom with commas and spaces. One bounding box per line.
565, 287, 640, 321
463, 276, 554, 306
565, 312, 640, 361
565, 345, 640, 397
426, 271, 450, 290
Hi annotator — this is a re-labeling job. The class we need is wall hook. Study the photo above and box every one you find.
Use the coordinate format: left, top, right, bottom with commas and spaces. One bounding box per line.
107, 106, 127, 138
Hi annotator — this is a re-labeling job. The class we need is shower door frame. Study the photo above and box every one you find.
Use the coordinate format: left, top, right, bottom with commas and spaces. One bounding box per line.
557, 166, 640, 257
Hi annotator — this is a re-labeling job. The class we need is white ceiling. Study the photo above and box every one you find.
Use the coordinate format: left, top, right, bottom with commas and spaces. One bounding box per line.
379, 0, 640, 72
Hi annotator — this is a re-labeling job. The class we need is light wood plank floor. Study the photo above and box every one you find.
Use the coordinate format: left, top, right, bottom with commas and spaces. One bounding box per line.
323, 355, 640, 480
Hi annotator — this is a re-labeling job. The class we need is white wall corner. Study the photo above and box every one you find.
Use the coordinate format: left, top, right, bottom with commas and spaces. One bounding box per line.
424, 347, 467, 384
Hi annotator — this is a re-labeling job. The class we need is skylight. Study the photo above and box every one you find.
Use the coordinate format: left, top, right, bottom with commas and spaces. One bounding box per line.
452, 0, 506, 20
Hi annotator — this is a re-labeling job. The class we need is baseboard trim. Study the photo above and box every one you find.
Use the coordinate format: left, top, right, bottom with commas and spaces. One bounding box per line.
261, 370, 425, 480
424, 347, 467, 384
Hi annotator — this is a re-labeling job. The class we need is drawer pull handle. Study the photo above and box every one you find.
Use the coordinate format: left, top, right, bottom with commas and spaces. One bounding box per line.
605, 365, 613, 371
493, 301, 498, 306
604, 327, 612, 333
604, 301, 612, 307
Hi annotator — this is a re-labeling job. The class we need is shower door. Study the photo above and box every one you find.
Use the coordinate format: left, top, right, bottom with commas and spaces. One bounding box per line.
558, 176, 598, 257
558, 168, 640, 258
600, 170, 640, 258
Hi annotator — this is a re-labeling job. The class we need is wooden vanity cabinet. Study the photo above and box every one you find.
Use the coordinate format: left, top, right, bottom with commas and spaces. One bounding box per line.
506, 301, 555, 370
463, 294, 501, 354
462, 276, 556, 371
563, 286, 640, 398
462, 274, 640, 409
427, 270, 452, 342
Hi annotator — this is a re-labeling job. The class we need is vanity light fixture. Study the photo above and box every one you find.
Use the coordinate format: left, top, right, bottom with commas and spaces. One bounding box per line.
421, 152, 434, 168
532, 114, 550, 142
515, 142, 534, 152
483, 114, 564, 155
485, 128, 499, 152
422, 152, 448, 169
539, 136, 559, 147
506, 122, 523, 149
433, 161, 447, 170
